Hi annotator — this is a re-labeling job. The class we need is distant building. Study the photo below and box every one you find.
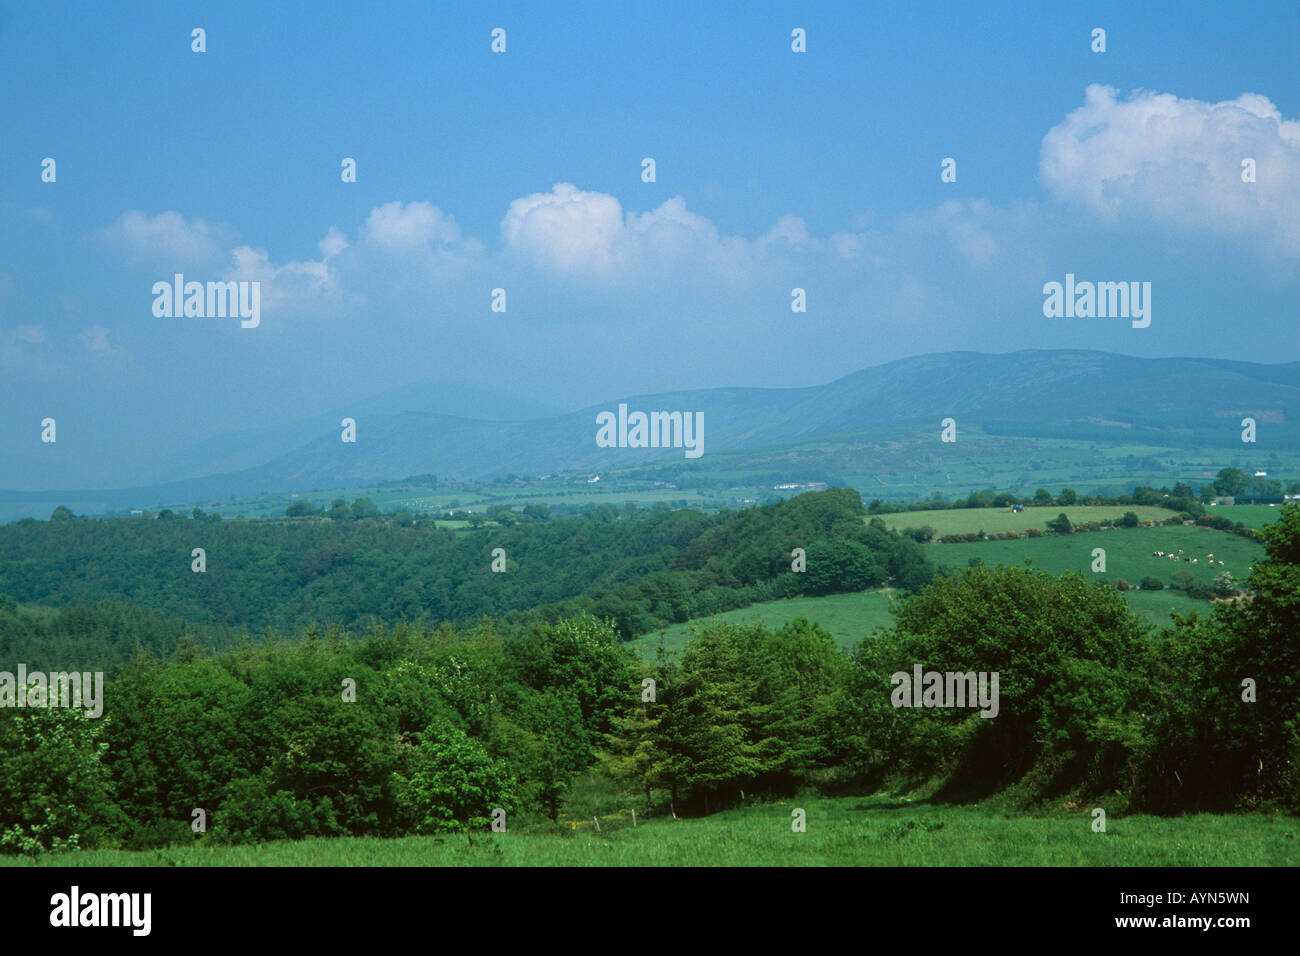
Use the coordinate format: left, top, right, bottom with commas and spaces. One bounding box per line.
130, 509, 143, 517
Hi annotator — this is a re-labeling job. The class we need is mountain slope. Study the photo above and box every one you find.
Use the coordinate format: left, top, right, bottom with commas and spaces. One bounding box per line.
3, 350, 1296, 513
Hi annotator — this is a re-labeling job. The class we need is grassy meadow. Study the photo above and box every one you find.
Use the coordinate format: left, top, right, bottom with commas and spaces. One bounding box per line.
876, 505, 1174, 536
632, 587, 1218, 661
1210, 503, 1287, 527
925, 524, 1263, 587
5, 796, 1294, 867
631, 589, 901, 657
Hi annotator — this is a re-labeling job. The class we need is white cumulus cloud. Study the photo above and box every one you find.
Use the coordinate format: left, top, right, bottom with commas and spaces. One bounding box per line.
500, 183, 821, 284
1040, 84, 1300, 257
363, 201, 466, 249
502, 183, 628, 273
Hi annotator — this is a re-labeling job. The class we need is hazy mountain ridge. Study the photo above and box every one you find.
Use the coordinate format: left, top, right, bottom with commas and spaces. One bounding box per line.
3, 350, 1296, 515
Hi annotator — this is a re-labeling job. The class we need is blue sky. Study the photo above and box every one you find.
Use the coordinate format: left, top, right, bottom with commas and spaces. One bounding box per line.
2, 0, 1298, 485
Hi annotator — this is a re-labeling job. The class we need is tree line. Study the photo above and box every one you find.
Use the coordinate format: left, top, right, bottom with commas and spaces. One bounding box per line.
867, 471, 1297, 516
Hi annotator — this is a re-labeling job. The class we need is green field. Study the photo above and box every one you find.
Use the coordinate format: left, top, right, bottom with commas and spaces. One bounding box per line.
1211, 504, 1287, 527
631, 590, 900, 657
1117, 588, 1215, 625
877, 506, 1175, 536
5, 796, 1295, 867
190, 481, 732, 522
630, 524, 1261, 658
632, 586, 1215, 662
927, 524, 1263, 589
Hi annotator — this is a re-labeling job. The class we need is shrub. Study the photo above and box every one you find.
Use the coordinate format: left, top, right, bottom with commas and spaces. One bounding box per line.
392, 720, 520, 834
1212, 571, 1238, 597
0, 709, 118, 855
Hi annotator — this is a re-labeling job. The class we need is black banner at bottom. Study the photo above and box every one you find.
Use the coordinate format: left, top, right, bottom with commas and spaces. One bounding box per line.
0, 865, 1282, 942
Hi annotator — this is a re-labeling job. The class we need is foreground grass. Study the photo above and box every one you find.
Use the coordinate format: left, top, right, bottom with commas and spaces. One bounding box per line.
6, 797, 1297, 867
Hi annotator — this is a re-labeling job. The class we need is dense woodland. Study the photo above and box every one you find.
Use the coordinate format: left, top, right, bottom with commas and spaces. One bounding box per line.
0, 489, 931, 664
0, 491, 1297, 854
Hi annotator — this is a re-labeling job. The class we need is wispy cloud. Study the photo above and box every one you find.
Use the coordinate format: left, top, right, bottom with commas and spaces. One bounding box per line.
100, 210, 236, 267
79, 325, 127, 361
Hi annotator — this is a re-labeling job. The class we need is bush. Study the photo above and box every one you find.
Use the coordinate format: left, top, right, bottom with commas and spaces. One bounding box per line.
1139, 576, 1164, 591
1212, 571, 1238, 597
0, 709, 119, 855
392, 720, 519, 834
1046, 513, 1072, 534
